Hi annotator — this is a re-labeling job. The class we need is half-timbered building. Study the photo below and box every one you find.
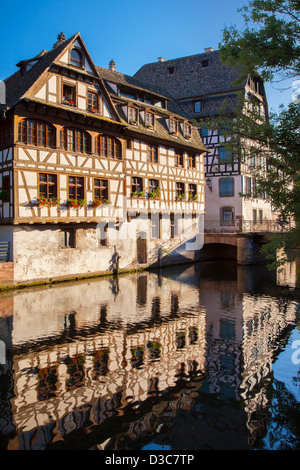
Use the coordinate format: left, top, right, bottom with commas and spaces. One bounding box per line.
0, 33, 206, 286
134, 49, 277, 233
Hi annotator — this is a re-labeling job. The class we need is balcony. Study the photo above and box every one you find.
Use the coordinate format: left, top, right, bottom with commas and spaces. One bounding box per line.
204, 219, 294, 234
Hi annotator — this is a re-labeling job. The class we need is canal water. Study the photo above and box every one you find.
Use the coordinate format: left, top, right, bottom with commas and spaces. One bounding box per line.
0, 260, 299, 451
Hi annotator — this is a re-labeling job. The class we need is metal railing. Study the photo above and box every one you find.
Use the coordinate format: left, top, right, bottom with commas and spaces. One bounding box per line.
204, 219, 294, 234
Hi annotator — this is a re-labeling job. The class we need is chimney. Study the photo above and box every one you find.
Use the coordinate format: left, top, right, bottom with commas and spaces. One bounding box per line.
204, 47, 213, 53
52, 32, 66, 49
157, 57, 166, 62
109, 59, 116, 72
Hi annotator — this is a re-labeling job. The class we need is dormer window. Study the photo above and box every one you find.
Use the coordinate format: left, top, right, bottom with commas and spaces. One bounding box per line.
194, 101, 203, 113
87, 91, 99, 113
170, 118, 178, 135
184, 122, 192, 138
62, 84, 76, 107
128, 106, 138, 125
146, 111, 155, 129
70, 48, 83, 68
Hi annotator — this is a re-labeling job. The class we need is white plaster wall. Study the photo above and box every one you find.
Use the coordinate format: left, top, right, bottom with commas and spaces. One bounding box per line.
205, 175, 243, 222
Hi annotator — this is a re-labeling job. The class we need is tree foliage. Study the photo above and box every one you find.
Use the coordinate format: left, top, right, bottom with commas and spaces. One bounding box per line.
203, 0, 300, 268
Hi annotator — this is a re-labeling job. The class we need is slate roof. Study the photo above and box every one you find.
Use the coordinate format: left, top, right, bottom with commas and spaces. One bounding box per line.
4, 34, 77, 109
133, 50, 247, 118
96, 66, 206, 151
134, 50, 245, 98
2, 33, 207, 151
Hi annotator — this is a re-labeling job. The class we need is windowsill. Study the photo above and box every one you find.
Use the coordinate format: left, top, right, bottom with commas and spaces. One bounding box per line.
61, 102, 76, 108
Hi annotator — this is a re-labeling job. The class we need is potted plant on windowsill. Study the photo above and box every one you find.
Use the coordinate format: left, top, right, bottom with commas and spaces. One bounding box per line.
147, 124, 154, 130
131, 190, 144, 198
130, 119, 137, 125
189, 194, 199, 202
37, 196, 61, 207
185, 134, 191, 139
67, 198, 86, 209
62, 100, 75, 107
176, 193, 185, 201
148, 187, 160, 199
170, 130, 178, 136
89, 108, 98, 113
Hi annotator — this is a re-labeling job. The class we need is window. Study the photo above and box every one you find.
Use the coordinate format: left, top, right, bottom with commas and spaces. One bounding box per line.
95, 135, 121, 159
39, 173, 57, 198
188, 184, 197, 200
99, 223, 108, 247
147, 145, 158, 163
176, 182, 185, 198
194, 101, 203, 113
244, 176, 252, 196
68, 176, 84, 199
219, 178, 234, 197
187, 154, 196, 169
170, 213, 178, 238
60, 128, 91, 154
184, 123, 191, 137
259, 209, 263, 224
219, 147, 232, 164
201, 59, 209, 68
253, 209, 257, 225
170, 119, 178, 134
87, 91, 99, 112
149, 179, 159, 192
18, 119, 56, 148
60, 228, 75, 248
146, 111, 154, 128
167, 67, 175, 74
132, 177, 143, 195
201, 127, 208, 137
128, 106, 138, 124
150, 214, 160, 239
221, 207, 234, 226
175, 152, 183, 167
94, 178, 108, 200
62, 84, 76, 107
70, 48, 82, 68
1, 175, 10, 202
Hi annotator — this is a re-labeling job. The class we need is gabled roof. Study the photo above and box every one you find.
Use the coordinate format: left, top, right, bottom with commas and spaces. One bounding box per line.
4, 34, 77, 109
96, 65, 190, 119
134, 50, 246, 100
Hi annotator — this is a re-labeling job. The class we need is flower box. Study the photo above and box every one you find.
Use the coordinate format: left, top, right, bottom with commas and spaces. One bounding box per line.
91, 199, 111, 208
67, 198, 86, 209
37, 196, 61, 207
131, 191, 144, 198
62, 100, 75, 107
176, 193, 186, 201
148, 187, 161, 199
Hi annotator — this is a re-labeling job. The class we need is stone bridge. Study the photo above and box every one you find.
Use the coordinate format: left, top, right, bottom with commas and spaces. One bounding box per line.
201, 219, 291, 265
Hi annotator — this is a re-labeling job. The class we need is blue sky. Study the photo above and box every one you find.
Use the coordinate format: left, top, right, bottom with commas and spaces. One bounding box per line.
1, 0, 294, 112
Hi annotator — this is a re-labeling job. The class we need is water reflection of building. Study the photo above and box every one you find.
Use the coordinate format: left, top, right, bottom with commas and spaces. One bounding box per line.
0, 271, 207, 449
0, 263, 298, 450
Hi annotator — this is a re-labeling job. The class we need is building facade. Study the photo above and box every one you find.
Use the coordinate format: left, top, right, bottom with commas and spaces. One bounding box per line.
134, 49, 277, 233
0, 33, 206, 286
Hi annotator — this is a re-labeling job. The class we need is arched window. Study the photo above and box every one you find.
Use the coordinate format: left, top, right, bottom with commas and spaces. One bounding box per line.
18, 119, 56, 148
60, 128, 91, 154
70, 48, 83, 68
94, 134, 121, 159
